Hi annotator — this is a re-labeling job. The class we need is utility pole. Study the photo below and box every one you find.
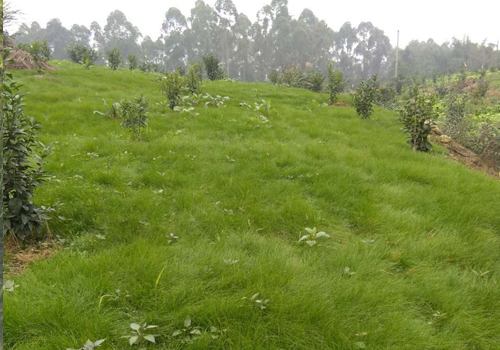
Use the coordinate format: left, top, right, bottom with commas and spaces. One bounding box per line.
395, 30, 400, 79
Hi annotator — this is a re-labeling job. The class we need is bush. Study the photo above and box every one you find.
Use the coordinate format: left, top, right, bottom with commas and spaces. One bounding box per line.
66, 44, 98, 66
303, 70, 325, 93
160, 71, 187, 109
268, 70, 279, 85
397, 86, 437, 152
107, 49, 122, 70
442, 93, 470, 141
187, 62, 203, 94
202, 54, 224, 81
352, 75, 379, 119
120, 96, 149, 140
327, 62, 346, 104
19, 40, 51, 60
2, 68, 53, 239
473, 78, 489, 99
128, 55, 138, 70
377, 86, 397, 109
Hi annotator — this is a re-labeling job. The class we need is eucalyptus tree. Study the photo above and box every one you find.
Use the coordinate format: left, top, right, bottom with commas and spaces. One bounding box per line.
214, 0, 238, 77
102, 10, 142, 60
161, 7, 188, 72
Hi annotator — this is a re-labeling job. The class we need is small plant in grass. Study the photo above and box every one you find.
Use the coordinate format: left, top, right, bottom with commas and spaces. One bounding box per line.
167, 232, 179, 244
352, 75, 379, 119
122, 323, 159, 346
81, 56, 93, 70
172, 318, 203, 344
120, 96, 149, 140
298, 227, 330, 247
98, 289, 130, 310
66, 339, 105, 350
180, 93, 203, 107
268, 69, 279, 84
160, 71, 186, 109
93, 99, 122, 119
67, 45, 98, 66
242, 292, 270, 310
308, 99, 328, 112
173, 106, 199, 117
397, 86, 437, 152
128, 55, 138, 70
2, 69, 54, 239
107, 48, 122, 70
3, 280, 19, 292
327, 62, 347, 104
203, 93, 230, 108
254, 99, 276, 118
239, 102, 252, 109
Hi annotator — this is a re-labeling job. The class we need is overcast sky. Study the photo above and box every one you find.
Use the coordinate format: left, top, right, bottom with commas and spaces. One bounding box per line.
8, 0, 500, 47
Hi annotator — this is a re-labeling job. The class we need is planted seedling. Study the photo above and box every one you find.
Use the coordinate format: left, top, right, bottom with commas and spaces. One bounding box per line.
239, 102, 252, 109
242, 293, 269, 310
122, 323, 159, 346
3, 280, 19, 292
66, 339, 105, 350
202, 93, 230, 108
93, 99, 121, 119
298, 227, 330, 247
167, 233, 179, 244
173, 106, 199, 117
172, 318, 203, 344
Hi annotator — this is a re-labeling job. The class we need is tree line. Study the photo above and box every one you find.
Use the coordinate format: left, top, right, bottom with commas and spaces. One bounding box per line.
14, 0, 500, 84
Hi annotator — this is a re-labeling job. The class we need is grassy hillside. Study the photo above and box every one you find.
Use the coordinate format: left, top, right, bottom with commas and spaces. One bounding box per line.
4, 61, 500, 350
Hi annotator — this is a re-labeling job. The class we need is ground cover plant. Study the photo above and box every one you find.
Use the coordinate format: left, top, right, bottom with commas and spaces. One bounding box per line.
3, 61, 500, 350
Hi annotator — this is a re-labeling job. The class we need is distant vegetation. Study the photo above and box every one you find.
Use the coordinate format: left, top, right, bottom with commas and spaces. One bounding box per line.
13, 1, 500, 84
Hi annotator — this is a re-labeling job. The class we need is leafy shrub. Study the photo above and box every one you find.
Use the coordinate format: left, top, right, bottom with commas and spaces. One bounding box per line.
187, 62, 203, 94
202, 93, 230, 108
107, 48, 122, 70
19, 41, 50, 74
66, 44, 98, 66
160, 71, 187, 109
473, 78, 489, 99
442, 93, 470, 141
128, 55, 138, 70
303, 70, 325, 92
327, 62, 346, 104
202, 54, 224, 81
377, 86, 397, 109
397, 86, 437, 152
2, 69, 53, 239
280, 67, 301, 86
352, 75, 379, 119
268, 69, 279, 84
120, 96, 149, 140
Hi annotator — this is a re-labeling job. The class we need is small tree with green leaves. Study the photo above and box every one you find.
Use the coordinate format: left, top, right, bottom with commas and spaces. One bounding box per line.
352, 75, 379, 119
397, 86, 438, 152
66, 45, 98, 66
120, 96, 149, 140
202, 54, 224, 81
128, 55, 138, 70
107, 49, 122, 70
160, 71, 187, 109
327, 62, 346, 104
187, 62, 203, 94
2, 61, 53, 239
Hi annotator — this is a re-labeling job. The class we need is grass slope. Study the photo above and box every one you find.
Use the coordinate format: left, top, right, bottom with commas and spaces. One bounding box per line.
4, 61, 500, 350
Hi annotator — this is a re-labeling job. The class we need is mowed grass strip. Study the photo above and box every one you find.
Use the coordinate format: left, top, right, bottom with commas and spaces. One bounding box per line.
4, 61, 500, 350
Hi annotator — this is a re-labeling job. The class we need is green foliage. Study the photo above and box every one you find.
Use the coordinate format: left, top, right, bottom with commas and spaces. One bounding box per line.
308, 99, 328, 112
268, 69, 279, 85
128, 55, 138, 70
139, 60, 159, 73
172, 318, 204, 344
66, 45, 98, 67
202, 54, 224, 81
19, 41, 50, 74
120, 96, 149, 140
298, 227, 330, 247
2, 71, 53, 239
352, 75, 379, 119
160, 71, 187, 109
473, 78, 489, 99
377, 86, 397, 109
121, 322, 158, 346
303, 70, 325, 92
202, 93, 230, 108
327, 62, 346, 104
66, 339, 106, 350
442, 93, 470, 141
93, 99, 121, 119
397, 87, 437, 152
187, 62, 203, 93
107, 48, 122, 70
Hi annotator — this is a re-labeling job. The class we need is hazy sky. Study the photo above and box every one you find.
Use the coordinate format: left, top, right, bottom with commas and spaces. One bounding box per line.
8, 0, 500, 47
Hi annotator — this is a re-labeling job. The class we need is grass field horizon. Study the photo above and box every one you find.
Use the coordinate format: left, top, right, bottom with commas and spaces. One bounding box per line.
3, 61, 500, 350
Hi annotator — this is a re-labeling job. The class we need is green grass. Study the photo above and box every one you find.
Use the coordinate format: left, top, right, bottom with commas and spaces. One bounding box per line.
4, 61, 500, 350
